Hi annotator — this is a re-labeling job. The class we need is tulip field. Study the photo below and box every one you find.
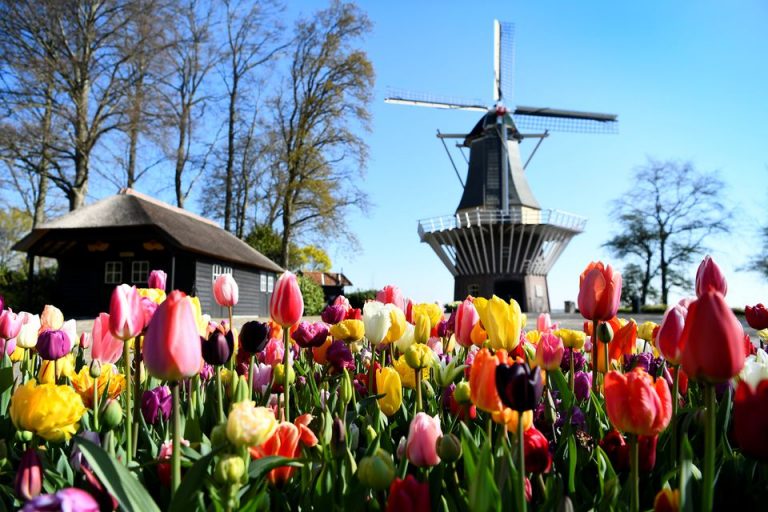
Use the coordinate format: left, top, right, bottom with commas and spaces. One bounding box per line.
1, 258, 767, 511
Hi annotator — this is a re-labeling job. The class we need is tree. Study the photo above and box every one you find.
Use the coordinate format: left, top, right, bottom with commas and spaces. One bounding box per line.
605, 159, 731, 304
263, 1, 374, 267
0, 208, 32, 270
245, 223, 331, 272
603, 211, 657, 305
619, 263, 659, 306
748, 226, 768, 279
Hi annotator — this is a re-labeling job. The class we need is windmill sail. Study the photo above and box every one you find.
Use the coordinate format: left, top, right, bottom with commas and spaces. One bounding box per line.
513, 106, 618, 134
494, 20, 515, 102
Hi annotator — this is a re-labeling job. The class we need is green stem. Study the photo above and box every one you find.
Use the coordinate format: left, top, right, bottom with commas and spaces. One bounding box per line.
630, 434, 639, 512
248, 355, 255, 400
414, 368, 422, 414
517, 411, 527, 512
671, 365, 680, 470
216, 366, 225, 423
569, 349, 575, 396
368, 339, 375, 397
228, 307, 235, 372
123, 340, 132, 465
702, 383, 716, 510
592, 320, 599, 393
171, 382, 181, 494
93, 379, 100, 432
132, 336, 142, 458
283, 328, 291, 422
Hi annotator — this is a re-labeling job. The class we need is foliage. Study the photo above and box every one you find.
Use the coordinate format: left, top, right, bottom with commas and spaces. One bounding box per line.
346, 289, 377, 309
747, 225, 768, 279
0, 207, 32, 270
0, 265, 57, 313
619, 263, 659, 306
246, 224, 331, 273
296, 275, 325, 315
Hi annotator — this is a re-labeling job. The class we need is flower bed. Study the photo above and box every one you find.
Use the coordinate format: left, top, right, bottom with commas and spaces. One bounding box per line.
0, 261, 766, 511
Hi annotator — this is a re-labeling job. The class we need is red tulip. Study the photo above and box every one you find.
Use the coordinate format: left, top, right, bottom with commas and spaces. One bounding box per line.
376, 285, 404, 311
599, 431, 658, 472
604, 368, 672, 436
91, 313, 124, 365
213, 273, 239, 307
269, 272, 304, 327
147, 270, 167, 290
15, 448, 42, 500
745, 303, 768, 330
733, 379, 768, 461
109, 284, 143, 340
386, 475, 430, 512
454, 299, 479, 348
524, 426, 552, 473
578, 261, 622, 321
657, 301, 688, 365
680, 290, 745, 383
143, 291, 202, 381
250, 415, 317, 486
695, 255, 727, 297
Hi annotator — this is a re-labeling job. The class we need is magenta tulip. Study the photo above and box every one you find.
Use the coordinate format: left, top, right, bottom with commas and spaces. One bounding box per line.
109, 284, 143, 340
36, 330, 72, 361
270, 271, 304, 327
454, 299, 479, 348
657, 301, 689, 366
147, 269, 167, 290
143, 290, 203, 381
405, 412, 442, 467
141, 385, 172, 424
91, 313, 124, 365
534, 332, 564, 371
0, 309, 22, 340
213, 273, 239, 307
695, 255, 727, 298
291, 321, 330, 348
79, 332, 92, 350
140, 297, 158, 330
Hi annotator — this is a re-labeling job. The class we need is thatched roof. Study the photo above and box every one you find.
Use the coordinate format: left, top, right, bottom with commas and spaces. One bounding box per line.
14, 189, 283, 272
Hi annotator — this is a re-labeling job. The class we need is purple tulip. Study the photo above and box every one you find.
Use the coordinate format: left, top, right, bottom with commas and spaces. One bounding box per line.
141, 386, 172, 424
69, 431, 101, 473
15, 448, 42, 501
574, 371, 592, 401
36, 329, 72, 361
147, 269, 167, 290
560, 348, 586, 373
199, 363, 214, 382
251, 362, 273, 395
201, 329, 234, 366
21, 488, 99, 512
321, 305, 346, 325
291, 321, 330, 349
239, 321, 270, 354
326, 340, 355, 373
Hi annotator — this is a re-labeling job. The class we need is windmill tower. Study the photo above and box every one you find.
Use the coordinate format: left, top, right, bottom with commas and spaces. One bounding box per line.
386, 21, 617, 312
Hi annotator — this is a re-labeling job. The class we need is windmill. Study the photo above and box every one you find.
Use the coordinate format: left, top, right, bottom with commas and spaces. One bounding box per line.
386, 21, 617, 312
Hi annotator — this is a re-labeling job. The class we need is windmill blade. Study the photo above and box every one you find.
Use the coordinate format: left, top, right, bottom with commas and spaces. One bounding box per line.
513, 106, 618, 134
494, 20, 515, 102
385, 88, 487, 112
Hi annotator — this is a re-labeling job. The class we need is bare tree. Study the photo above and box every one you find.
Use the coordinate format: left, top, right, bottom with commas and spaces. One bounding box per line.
264, 0, 374, 266
603, 211, 658, 305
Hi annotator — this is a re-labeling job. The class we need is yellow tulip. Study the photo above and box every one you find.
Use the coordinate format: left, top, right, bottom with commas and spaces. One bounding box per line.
376, 367, 402, 416
554, 328, 586, 350
137, 287, 167, 304
393, 355, 428, 389
525, 330, 543, 345
413, 313, 431, 344
411, 303, 443, 329
330, 319, 365, 343
637, 321, 658, 343
226, 401, 277, 447
9, 345, 24, 362
186, 296, 209, 337
492, 408, 533, 432
405, 343, 434, 370
384, 306, 407, 344
70, 364, 126, 407
474, 295, 522, 351
10, 380, 86, 442
38, 354, 76, 384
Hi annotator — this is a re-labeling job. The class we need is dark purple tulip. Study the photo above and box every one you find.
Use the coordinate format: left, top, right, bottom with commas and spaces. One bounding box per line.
239, 321, 270, 354
321, 305, 346, 325
291, 321, 329, 348
623, 352, 652, 373
21, 488, 99, 512
141, 386, 172, 424
326, 340, 355, 373
436, 319, 449, 338
0, 309, 23, 339
574, 371, 592, 401
201, 329, 234, 366
36, 329, 72, 361
147, 270, 167, 290
495, 361, 544, 412
15, 448, 42, 500
560, 348, 586, 373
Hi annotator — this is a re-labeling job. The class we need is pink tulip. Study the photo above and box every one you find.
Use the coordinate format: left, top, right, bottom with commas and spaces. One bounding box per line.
0, 309, 23, 340
270, 272, 304, 327
79, 332, 92, 350
15, 448, 42, 500
578, 261, 622, 321
454, 299, 479, 348
376, 285, 405, 311
332, 295, 351, 311
91, 313, 124, 365
143, 290, 203, 381
657, 301, 689, 365
695, 255, 727, 298
534, 333, 564, 371
537, 313, 552, 333
147, 270, 167, 290
109, 284, 144, 340
140, 296, 158, 330
406, 412, 442, 467
213, 273, 239, 307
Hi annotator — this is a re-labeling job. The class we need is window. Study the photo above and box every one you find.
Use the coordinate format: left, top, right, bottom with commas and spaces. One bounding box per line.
105, 261, 122, 284
260, 274, 267, 292
132, 261, 150, 284
267, 276, 274, 293
467, 283, 480, 297
212, 264, 233, 284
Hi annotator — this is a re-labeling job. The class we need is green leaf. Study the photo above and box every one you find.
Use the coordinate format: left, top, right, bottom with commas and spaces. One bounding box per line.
567, 435, 577, 494
248, 456, 303, 481
75, 437, 161, 512
167, 448, 221, 512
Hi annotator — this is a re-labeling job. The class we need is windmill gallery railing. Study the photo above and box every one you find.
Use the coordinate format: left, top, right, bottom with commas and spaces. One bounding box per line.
417, 208, 587, 277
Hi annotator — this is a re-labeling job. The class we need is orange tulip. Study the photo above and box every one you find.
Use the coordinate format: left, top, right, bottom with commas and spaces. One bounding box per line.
604, 368, 672, 436
250, 414, 317, 486
469, 348, 510, 413
596, 320, 637, 373
578, 262, 622, 321
470, 322, 487, 347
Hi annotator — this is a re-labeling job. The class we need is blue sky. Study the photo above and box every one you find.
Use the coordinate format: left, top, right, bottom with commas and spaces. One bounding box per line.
288, 0, 768, 309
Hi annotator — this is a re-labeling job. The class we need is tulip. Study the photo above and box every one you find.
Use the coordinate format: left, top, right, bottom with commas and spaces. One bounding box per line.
657, 302, 688, 366
745, 303, 768, 330
147, 269, 167, 290
213, 273, 239, 307
250, 416, 318, 486
680, 290, 745, 383
15, 448, 42, 500
291, 321, 329, 349
578, 261, 622, 321
376, 367, 403, 416
695, 255, 727, 297
226, 401, 277, 448
239, 321, 270, 353
79, 332, 91, 350
376, 285, 405, 311
20, 488, 99, 512
140, 297, 158, 330
637, 321, 657, 343
384, 305, 407, 344
413, 313, 431, 345
10, 380, 87, 442
326, 340, 355, 374
40, 304, 64, 331
469, 348, 511, 413
411, 302, 443, 329
141, 385, 172, 425
329, 319, 365, 343
733, 378, 768, 461
393, 355, 429, 390
36, 329, 72, 361
270, 271, 304, 328
495, 361, 544, 413
0, 309, 22, 340
202, 329, 235, 366
321, 304, 346, 325
386, 475, 430, 512
474, 296, 523, 351
143, 290, 203, 381
405, 413, 442, 467
537, 313, 553, 333
604, 368, 671, 436
16, 314, 41, 349
358, 449, 396, 490
524, 426, 552, 473
454, 299, 479, 348
534, 333, 564, 371
393, 323, 415, 353
108, 284, 143, 341
654, 488, 680, 512
90, 313, 124, 365
554, 328, 585, 350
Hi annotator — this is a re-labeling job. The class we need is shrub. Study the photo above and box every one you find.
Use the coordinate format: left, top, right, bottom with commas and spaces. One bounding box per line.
297, 275, 325, 315
346, 289, 377, 309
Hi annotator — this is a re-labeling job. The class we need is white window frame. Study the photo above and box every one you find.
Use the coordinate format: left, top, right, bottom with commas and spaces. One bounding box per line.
131, 260, 150, 284
267, 275, 274, 293
105, 261, 123, 284
260, 274, 267, 292
212, 264, 233, 284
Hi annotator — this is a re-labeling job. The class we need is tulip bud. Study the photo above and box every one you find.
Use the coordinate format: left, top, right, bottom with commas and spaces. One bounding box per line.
102, 399, 123, 431
357, 449, 395, 490
233, 376, 250, 404
15, 448, 42, 500
362, 425, 375, 446
89, 359, 102, 379
79, 332, 92, 350
339, 369, 353, 408
211, 424, 229, 448
239, 321, 270, 354
213, 274, 239, 307
695, 255, 727, 298
454, 381, 472, 403
597, 322, 614, 343
422, 380, 435, 400
405, 343, 433, 370
436, 433, 462, 463
331, 416, 346, 457
147, 270, 167, 291
272, 363, 295, 389
414, 314, 431, 345
16, 430, 33, 443
214, 454, 246, 486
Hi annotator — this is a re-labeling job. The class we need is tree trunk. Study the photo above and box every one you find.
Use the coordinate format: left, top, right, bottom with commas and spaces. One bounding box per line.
641, 253, 653, 305
71, 81, 90, 211
224, 74, 238, 232
175, 100, 189, 208
280, 195, 292, 268
126, 75, 145, 188
659, 236, 668, 305
34, 81, 54, 227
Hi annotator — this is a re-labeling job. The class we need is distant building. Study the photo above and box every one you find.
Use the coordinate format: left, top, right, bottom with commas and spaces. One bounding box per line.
13, 189, 283, 318
300, 271, 352, 305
